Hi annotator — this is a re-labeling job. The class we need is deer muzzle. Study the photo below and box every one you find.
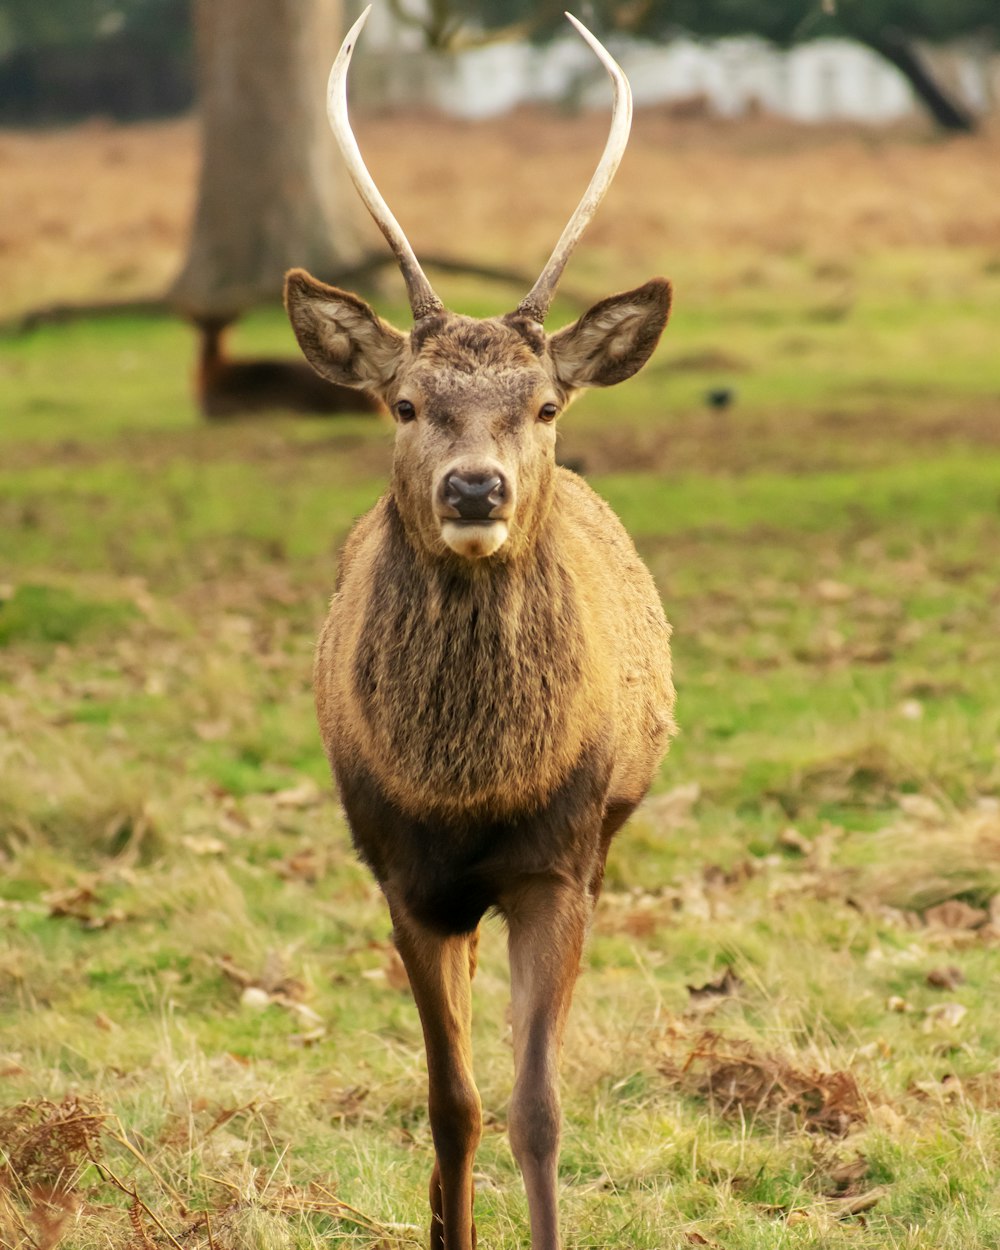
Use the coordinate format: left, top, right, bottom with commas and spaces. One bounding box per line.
436, 463, 514, 559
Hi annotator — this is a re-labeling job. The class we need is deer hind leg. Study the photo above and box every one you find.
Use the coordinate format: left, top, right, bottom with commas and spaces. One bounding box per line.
503, 879, 592, 1250
388, 899, 482, 1250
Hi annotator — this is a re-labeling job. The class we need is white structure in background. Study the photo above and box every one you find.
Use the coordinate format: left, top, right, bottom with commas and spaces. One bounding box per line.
431, 36, 915, 123
355, 9, 995, 125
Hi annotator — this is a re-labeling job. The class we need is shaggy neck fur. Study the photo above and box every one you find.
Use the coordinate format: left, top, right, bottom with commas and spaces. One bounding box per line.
351, 499, 598, 822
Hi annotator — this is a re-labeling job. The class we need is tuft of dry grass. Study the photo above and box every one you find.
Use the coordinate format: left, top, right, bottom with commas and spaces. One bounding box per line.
660, 1030, 869, 1137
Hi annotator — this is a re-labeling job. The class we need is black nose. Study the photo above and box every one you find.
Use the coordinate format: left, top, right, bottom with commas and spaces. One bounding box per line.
442, 471, 506, 522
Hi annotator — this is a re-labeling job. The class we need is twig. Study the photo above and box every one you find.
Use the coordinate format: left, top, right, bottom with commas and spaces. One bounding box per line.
1, 253, 586, 336
109, 1119, 185, 1205
88, 1153, 185, 1250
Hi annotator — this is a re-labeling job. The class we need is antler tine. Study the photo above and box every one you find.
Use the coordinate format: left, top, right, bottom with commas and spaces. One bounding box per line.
516, 13, 633, 324
328, 6, 444, 321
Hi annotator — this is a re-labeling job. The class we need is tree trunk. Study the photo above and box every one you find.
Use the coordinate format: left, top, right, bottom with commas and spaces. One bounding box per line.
171, 0, 363, 319
861, 27, 977, 134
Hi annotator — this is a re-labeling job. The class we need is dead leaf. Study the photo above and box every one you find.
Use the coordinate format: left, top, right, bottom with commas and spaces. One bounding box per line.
923, 1002, 967, 1031
926, 965, 964, 990
827, 1187, 886, 1217
222, 952, 318, 1024
44, 883, 98, 920
924, 900, 988, 930
276, 846, 323, 883
218, 955, 256, 989
824, 1154, 870, 1194
43, 883, 127, 930
686, 967, 743, 1003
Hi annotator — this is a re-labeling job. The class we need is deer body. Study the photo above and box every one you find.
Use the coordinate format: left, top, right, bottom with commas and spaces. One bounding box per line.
317, 463, 674, 933
285, 13, 675, 1248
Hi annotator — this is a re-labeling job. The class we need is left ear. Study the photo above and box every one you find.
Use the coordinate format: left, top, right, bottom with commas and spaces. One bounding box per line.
549, 278, 672, 389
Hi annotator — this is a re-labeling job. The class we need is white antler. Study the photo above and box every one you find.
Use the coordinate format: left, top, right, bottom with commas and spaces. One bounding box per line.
328, 5, 444, 321
516, 13, 633, 324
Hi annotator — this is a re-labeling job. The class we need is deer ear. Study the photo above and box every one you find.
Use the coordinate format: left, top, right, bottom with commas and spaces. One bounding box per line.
549, 278, 672, 389
284, 268, 406, 391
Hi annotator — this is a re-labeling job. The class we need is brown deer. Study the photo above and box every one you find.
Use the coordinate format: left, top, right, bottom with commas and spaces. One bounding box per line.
284, 11, 675, 1249
194, 315, 382, 418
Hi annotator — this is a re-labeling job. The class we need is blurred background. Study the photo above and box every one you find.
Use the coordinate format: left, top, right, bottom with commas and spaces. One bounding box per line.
3, 4, 1000, 1249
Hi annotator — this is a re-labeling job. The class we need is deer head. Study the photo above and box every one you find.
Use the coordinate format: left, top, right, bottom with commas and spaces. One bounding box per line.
286, 8, 671, 562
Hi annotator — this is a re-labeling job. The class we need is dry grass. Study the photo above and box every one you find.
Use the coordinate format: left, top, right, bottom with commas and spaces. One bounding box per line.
2, 111, 1000, 317
2, 102, 1000, 1249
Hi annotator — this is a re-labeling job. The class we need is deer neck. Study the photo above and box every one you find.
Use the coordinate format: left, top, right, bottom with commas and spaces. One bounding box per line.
351, 499, 599, 820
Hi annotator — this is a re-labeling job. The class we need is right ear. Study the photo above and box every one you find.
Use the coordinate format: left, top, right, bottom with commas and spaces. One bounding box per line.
284, 268, 407, 391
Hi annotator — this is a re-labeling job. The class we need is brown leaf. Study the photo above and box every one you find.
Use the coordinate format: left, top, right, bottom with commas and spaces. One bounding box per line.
824, 1153, 870, 1195
44, 883, 98, 920
827, 1186, 886, 1217
924, 900, 988, 930
276, 846, 323, 883
43, 883, 128, 930
218, 955, 256, 990
686, 967, 743, 1002
926, 965, 965, 990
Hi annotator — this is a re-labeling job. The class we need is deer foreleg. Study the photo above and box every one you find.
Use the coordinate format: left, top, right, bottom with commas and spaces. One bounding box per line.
389, 900, 481, 1250
504, 880, 591, 1250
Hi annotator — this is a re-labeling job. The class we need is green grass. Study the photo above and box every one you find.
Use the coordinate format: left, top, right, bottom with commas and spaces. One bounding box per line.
1, 248, 1000, 1249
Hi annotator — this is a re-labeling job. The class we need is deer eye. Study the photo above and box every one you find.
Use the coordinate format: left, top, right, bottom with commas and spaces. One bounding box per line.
538, 402, 559, 423
395, 399, 416, 423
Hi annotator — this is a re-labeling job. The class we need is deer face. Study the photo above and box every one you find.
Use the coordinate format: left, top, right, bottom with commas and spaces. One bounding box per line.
285, 273, 671, 561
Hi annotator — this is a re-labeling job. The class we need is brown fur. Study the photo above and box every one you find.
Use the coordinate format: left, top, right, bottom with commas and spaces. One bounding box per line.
285, 271, 675, 1250
195, 316, 383, 418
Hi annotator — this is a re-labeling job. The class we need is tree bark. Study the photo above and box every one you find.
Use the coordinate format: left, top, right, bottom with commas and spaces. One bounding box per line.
171, 0, 363, 319
860, 26, 977, 134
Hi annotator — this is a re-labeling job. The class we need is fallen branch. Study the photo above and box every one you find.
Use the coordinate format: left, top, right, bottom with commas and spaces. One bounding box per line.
2, 253, 580, 337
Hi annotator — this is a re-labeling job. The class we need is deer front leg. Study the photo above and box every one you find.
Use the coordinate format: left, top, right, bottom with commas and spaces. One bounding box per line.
504, 879, 591, 1250
388, 898, 482, 1250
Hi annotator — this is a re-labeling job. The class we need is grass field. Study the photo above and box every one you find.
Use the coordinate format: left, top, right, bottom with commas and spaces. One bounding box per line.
2, 110, 1000, 1249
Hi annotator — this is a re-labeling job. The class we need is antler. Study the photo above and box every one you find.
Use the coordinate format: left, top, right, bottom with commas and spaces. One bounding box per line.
516, 14, 633, 324
328, 6, 444, 321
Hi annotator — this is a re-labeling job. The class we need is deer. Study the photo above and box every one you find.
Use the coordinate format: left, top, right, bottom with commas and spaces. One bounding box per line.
284, 10, 676, 1249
